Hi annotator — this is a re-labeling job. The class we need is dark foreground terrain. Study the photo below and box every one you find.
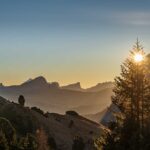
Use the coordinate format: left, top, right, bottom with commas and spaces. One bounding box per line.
0, 96, 105, 150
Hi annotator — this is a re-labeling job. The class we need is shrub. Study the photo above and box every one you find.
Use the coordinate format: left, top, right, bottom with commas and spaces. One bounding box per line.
66, 111, 79, 116
31, 107, 44, 116
18, 95, 25, 106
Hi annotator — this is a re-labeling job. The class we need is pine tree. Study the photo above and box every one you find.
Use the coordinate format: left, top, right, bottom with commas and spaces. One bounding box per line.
103, 41, 150, 150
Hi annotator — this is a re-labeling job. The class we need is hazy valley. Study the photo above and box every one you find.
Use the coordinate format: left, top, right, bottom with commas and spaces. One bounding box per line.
0, 77, 113, 115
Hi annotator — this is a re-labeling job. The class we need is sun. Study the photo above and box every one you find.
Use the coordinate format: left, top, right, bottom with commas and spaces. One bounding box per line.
134, 53, 144, 62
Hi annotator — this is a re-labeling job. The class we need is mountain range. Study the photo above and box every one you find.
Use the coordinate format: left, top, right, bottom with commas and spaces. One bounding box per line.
0, 76, 114, 114
85, 103, 120, 126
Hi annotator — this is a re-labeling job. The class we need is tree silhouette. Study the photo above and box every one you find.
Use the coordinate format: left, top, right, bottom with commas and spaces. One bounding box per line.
102, 41, 150, 149
18, 95, 25, 106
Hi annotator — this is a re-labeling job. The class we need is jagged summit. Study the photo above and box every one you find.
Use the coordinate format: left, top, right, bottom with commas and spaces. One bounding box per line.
86, 82, 114, 92
0, 76, 113, 92
23, 78, 32, 84
21, 76, 48, 88
61, 82, 83, 91
0, 77, 113, 114
49, 82, 60, 88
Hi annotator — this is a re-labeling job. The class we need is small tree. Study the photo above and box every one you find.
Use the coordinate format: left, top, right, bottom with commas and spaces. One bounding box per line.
0, 130, 9, 150
0, 117, 16, 147
18, 95, 25, 106
36, 128, 50, 150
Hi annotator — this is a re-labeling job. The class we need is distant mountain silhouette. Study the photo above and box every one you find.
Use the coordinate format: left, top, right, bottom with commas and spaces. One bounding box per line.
85, 108, 107, 123
0, 76, 113, 114
85, 103, 120, 126
21, 76, 48, 88
86, 82, 114, 92
100, 103, 120, 126
23, 78, 33, 83
61, 82, 83, 91
61, 81, 114, 92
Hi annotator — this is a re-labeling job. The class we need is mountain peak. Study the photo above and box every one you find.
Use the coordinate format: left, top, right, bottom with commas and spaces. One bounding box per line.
21, 76, 48, 88
34, 76, 47, 82
86, 82, 114, 92
71, 82, 81, 88
23, 78, 33, 84
61, 82, 82, 91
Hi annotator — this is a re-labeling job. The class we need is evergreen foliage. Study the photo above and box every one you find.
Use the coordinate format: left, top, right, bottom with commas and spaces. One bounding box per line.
102, 41, 150, 149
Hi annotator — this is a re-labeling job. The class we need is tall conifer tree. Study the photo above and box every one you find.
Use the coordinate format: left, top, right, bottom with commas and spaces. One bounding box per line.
102, 41, 150, 150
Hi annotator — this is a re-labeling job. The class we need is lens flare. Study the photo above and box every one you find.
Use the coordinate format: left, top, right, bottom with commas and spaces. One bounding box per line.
134, 53, 144, 62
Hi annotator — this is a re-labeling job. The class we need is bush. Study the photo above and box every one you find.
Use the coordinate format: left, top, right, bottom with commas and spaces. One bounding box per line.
18, 95, 25, 106
31, 107, 44, 116
66, 111, 79, 116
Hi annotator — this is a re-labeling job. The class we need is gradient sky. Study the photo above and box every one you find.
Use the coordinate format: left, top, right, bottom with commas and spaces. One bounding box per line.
0, 0, 150, 88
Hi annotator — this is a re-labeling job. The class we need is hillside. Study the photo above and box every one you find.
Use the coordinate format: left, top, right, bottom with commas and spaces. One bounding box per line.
85, 108, 107, 123
85, 103, 120, 126
0, 96, 105, 149
0, 77, 113, 114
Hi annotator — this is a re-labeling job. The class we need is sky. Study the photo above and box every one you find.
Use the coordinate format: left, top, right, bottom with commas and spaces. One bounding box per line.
0, 0, 150, 88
